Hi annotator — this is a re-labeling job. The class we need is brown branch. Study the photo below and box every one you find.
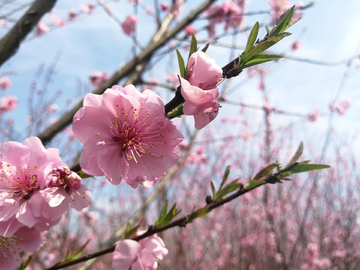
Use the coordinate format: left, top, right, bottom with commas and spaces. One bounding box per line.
36, 0, 217, 145
46, 163, 293, 270
0, 0, 57, 67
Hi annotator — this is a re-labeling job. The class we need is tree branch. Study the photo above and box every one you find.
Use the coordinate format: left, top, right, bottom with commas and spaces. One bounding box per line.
0, 0, 57, 67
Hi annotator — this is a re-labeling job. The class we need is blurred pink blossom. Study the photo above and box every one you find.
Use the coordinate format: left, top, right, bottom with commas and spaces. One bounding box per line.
180, 51, 223, 129
89, 71, 109, 87
184, 25, 196, 35
72, 84, 184, 188
0, 19, 8, 28
329, 99, 351, 115
0, 95, 18, 113
51, 16, 65, 27
141, 77, 158, 92
306, 109, 319, 122
166, 71, 180, 84
81, 3, 94, 14
121, 15, 138, 36
47, 103, 59, 112
68, 10, 77, 21
36, 20, 49, 36
291, 40, 301, 51
113, 233, 168, 270
0, 76, 12, 90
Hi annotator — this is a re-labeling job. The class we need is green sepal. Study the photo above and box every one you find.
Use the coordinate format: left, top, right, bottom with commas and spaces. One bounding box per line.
124, 222, 141, 239
243, 54, 284, 68
78, 171, 94, 179
201, 42, 210, 53
214, 179, 242, 200
286, 142, 303, 167
219, 165, 231, 190
17, 256, 33, 270
188, 33, 198, 59
253, 163, 281, 180
176, 49, 187, 78
244, 22, 259, 56
166, 102, 184, 119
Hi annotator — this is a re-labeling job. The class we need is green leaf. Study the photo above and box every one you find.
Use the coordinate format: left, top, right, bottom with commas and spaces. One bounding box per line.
215, 179, 242, 200
242, 35, 285, 63
286, 142, 303, 167
125, 222, 141, 239
155, 202, 181, 227
286, 163, 330, 174
282, 16, 302, 33
243, 54, 284, 68
188, 207, 211, 223
253, 163, 281, 180
219, 165, 231, 190
188, 33, 198, 59
265, 25, 270, 35
210, 181, 216, 198
244, 179, 266, 191
244, 22, 259, 56
65, 239, 91, 261
17, 256, 32, 270
271, 5, 295, 36
176, 49, 187, 78
201, 42, 210, 53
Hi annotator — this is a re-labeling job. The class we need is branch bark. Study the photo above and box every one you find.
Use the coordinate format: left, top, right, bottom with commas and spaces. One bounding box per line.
0, 0, 57, 67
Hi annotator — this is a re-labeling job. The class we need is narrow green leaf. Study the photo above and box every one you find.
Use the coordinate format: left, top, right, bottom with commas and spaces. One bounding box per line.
286, 142, 303, 167
242, 35, 285, 63
265, 25, 270, 35
161, 204, 178, 225
244, 179, 266, 191
219, 165, 231, 190
215, 181, 242, 200
176, 49, 187, 78
188, 33, 198, 59
17, 256, 32, 270
271, 5, 295, 36
159, 200, 168, 221
244, 22, 259, 56
201, 42, 210, 53
188, 208, 211, 223
125, 223, 140, 239
210, 181, 216, 198
253, 163, 281, 180
287, 163, 330, 174
282, 16, 302, 33
243, 54, 284, 68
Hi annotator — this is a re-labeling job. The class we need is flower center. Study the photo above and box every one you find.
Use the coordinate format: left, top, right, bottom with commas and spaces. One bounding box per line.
0, 234, 23, 261
1, 162, 39, 203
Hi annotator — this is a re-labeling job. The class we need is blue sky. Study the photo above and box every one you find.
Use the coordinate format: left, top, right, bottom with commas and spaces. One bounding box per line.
0, 0, 359, 158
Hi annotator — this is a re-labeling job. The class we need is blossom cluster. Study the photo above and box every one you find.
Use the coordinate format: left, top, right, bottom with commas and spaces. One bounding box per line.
0, 137, 92, 268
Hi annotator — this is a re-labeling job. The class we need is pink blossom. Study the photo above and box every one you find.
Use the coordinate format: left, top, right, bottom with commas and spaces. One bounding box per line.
0, 19, 8, 28
36, 20, 49, 36
166, 72, 180, 84
72, 84, 184, 188
121, 15, 138, 36
145, 6, 153, 14
222, 1, 243, 30
306, 109, 319, 122
41, 166, 92, 221
113, 233, 168, 270
89, 71, 109, 87
47, 104, 59, 112
0, 95, 18, 113
184, 25, 196, 35
291, 40, 301, 51
0, 137, 65, 234
81, 3, 94, 14
51, 16, 65, 27
68, 10, 77, 21
160, 2, 169, 11
329, 99, 351, 115
180, 51, 223, 129
0, 226, 45, 269
0, 76, 12, 90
